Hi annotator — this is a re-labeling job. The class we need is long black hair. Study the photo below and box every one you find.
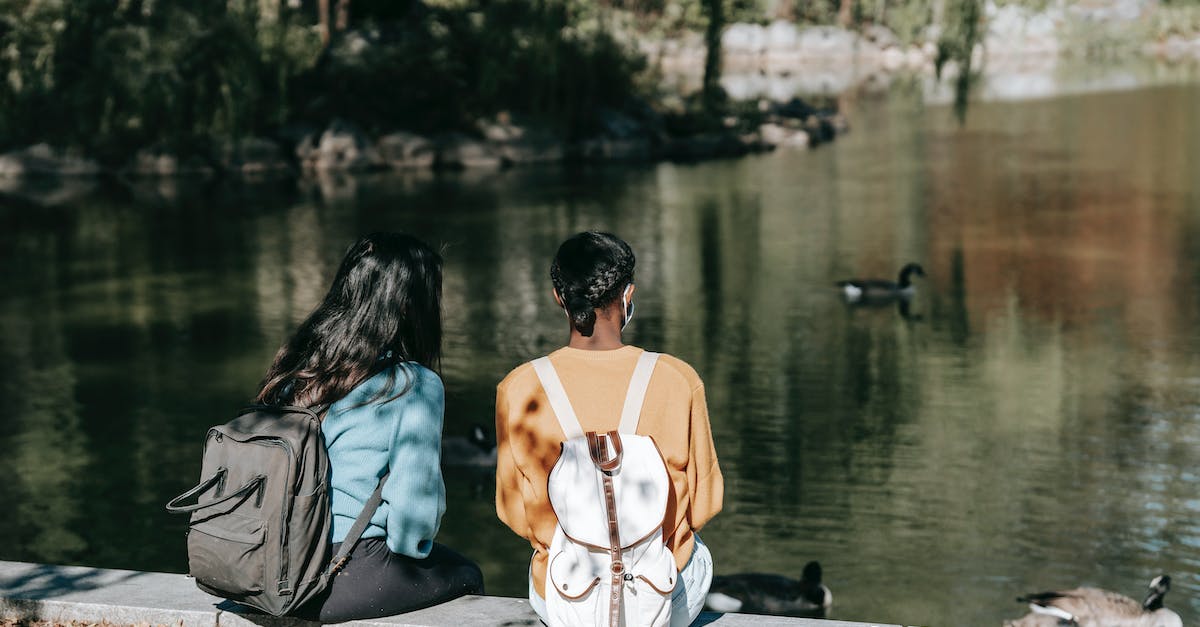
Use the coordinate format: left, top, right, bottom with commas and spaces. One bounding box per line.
255, 232, 443, 410
550, 231, 635, 337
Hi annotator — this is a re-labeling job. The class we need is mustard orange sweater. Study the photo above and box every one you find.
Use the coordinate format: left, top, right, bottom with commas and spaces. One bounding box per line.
494, 345, 724, 597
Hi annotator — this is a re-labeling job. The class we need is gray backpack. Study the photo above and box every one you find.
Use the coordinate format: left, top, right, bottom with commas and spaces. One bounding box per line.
166, 405, 386, 616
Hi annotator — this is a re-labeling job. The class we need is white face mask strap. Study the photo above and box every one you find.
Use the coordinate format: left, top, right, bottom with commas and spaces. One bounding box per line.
621, 283, 635, 331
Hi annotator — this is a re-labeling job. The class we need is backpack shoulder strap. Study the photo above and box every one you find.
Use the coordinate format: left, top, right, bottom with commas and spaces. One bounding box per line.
618, 351, 660, 434
330, 472, 389, 574
531, 357, 584, 440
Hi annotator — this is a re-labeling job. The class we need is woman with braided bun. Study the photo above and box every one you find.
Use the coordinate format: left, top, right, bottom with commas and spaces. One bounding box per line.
494, 231, 724, 626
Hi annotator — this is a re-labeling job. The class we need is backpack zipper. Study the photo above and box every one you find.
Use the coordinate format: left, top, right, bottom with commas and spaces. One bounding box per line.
256, 436, 296, 596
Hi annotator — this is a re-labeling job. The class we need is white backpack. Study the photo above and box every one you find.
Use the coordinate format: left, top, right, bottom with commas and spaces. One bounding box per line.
532, 351, 677, 627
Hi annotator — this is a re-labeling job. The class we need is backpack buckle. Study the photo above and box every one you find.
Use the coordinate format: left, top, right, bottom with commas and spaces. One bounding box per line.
330, 555, 351, 575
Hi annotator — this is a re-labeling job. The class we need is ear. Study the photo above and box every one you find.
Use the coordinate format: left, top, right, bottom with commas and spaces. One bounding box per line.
552, 288, 565, 309
626, 284, 636, 301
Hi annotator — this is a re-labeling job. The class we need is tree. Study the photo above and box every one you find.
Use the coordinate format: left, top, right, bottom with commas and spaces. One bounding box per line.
702, 0, 724, 113
317, 0, 351, 47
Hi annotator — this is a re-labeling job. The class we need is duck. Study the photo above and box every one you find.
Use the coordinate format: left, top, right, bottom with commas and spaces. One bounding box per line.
836, 262, 925, 304
704, 561, 832, 618
1003, 575, 1182, 627
440, 424, 497, 468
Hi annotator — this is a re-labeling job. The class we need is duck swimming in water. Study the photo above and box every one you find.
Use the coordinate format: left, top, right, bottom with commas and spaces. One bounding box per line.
704, 561, 832, 618
836, 262, 925, 304
1004, 575, 1182, 627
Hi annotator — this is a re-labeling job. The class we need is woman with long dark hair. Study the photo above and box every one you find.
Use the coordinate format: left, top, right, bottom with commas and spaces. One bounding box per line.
257, 232, 482, 622
495, 231, 724, 626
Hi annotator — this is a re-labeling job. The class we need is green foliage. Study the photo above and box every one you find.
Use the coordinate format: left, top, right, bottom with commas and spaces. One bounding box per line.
0, 0, 648, 158
0, 1, 322, 160
884, 0, 934, 44
291, 1, 646, 137
992, 0, 1054, 13
616, 0, 772, 35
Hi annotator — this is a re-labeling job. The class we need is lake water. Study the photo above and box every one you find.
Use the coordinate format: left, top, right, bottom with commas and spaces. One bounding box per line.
2, 77, 1199, 625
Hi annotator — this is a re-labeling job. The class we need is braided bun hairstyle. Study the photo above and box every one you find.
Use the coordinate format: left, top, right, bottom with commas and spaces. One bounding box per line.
550, 232, 636, 337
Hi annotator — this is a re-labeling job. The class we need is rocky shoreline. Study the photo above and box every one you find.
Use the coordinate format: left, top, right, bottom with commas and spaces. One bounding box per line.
0, 99, 843, 180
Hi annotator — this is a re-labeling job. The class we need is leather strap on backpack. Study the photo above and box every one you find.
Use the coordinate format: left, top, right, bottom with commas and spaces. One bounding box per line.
588, 432, 626, 627
329, 472, 390, 575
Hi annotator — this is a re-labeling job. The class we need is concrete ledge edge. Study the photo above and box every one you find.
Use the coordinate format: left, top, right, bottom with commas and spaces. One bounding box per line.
0, 560, 907, 627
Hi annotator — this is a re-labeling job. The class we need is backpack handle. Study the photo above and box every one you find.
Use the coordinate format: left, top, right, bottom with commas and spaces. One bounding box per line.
587, 431, 623, 472
165, 468, 266, 514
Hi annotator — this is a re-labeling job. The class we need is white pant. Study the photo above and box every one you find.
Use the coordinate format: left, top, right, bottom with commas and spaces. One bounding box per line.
529, 535, 713, 627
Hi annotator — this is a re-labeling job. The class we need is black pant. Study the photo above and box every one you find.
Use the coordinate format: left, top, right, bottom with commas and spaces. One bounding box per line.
295, 538, 484, 623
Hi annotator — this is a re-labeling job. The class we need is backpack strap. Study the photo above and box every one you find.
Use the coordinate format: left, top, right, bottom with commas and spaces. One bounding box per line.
532, 357, 584, 440
329, 472, 389, 575
533, 352, 660, 439
617, 351, 659, 434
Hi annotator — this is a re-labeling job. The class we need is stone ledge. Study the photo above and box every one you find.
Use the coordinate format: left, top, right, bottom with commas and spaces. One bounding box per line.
0, 560, 904, 627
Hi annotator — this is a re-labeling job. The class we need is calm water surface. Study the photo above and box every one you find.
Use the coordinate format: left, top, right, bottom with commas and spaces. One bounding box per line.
2, 80, 1199, 625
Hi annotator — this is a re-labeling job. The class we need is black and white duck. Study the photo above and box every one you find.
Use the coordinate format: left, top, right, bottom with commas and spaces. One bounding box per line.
1004, 575, 1182, 627
704, 561, 832, 618
440, 424, 496, 468
836, 262, 925, 304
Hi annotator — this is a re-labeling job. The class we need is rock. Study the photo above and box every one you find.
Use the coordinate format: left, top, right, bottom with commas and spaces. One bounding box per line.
435, 134, 503, 169
738, 131, 772, 152
126, 146, 215, 177
377, 132, 435, 169
477, 115, 567, 165
882, 46, 907, 70
0, 176, 98, 206
906, 46, 929, 68
723, 23, 768, 54
759, 123, 809, 149
480, 120, 524, 143
0, 144, 100, 177
984, 0, 1063, 57
298, 119, 382, 172
765, 20, 799, 51
221, 137, 290, 175
759, 123, 788, 145
795, 26, 860, 58
498, 134, 566, 165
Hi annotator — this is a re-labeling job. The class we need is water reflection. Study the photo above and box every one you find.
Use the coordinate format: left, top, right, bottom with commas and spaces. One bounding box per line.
1, 82, 1199, 624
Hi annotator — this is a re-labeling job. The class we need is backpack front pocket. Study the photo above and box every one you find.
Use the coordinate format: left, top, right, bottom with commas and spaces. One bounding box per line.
187, 515, 267, 596
546, 541, 606, 627
625, 537, 675, 627
547, 543, 603, 600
